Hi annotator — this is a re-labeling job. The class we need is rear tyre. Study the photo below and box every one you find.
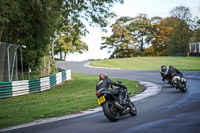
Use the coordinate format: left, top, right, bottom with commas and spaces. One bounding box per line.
129, 102, 137, 116
102, 101, 119, 122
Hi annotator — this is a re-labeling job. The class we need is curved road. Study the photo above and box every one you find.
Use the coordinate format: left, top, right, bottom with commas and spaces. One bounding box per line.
2, 61, 200, 133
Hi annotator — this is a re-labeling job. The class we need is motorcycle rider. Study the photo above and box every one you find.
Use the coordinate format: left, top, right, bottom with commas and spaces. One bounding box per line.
161, 65, 184, 86
96, 73, 126, 105
168, 65, 183, 79
160, 65, 174, 85
168, 65, 187, 91
160, 65, 169, 82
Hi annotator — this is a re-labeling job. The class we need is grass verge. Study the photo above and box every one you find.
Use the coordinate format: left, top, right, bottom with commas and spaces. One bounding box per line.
0, 73, 143, 129
90, 57, 200, 71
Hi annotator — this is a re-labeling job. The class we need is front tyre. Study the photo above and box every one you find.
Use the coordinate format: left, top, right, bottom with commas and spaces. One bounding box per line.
177, 81, 187, 92
129, 102, 137, 116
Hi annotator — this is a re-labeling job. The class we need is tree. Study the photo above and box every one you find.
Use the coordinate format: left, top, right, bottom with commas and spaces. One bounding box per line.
100, 5, 197, 58
189, 16, 200, 43
0, 0, 124, 69
128, 14, 152, 52
101, 14, 161, 58
170, 6, 192, 24
101, 17, 138, 58
166, 6, 192, 55
166, 19, 191, 55
151, 17, 174, 56
55, 24, 88, 60
143, 16, 162, 56
49, 0, 125, 61
151, 6, 195, 56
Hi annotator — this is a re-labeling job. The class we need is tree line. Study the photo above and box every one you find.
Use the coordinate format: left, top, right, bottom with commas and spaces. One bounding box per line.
1, 1, 199, 71
0, 0, 124, 70
101, 6, 200, 58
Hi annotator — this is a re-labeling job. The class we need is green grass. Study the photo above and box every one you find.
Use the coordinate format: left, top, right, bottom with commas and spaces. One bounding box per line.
0, 73, 142, 129
90, 57, 200, 71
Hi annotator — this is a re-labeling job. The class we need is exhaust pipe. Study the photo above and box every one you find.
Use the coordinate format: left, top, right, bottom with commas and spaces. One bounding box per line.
114, 102, 123, 109
122, 108, 130, 115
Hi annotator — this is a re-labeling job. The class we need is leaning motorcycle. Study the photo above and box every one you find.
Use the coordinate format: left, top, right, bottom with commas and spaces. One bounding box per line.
96, 82, 137, 122
171, 75, 187, 92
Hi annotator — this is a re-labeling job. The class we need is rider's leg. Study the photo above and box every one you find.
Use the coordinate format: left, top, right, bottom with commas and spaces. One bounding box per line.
118, 89, 125, 104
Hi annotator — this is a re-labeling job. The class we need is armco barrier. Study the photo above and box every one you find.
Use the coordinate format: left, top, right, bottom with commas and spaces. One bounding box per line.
0, 70, 71, 98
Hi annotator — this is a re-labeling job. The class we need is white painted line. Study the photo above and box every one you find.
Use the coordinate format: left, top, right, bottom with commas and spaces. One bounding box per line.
84, 61, 122, 70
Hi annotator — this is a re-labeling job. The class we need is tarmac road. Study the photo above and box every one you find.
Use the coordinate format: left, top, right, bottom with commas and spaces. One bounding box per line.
2, 61, 200, 133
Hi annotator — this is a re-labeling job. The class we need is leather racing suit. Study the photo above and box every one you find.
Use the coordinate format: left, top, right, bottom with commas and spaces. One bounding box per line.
96, 78, 125, 104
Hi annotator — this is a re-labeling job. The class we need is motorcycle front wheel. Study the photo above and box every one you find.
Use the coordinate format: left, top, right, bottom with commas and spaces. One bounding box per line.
177, 81, 187, 92
129, 102, 137, 116
102, 101, 119, 122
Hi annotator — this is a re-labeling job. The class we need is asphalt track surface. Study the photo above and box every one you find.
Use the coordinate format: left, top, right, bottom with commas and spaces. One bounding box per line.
2, 61, 200, 133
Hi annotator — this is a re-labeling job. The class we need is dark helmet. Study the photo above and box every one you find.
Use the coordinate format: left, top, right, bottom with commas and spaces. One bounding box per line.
161, 65, 166, 69
99, 73, 108, 80
161, 65, 167, 71
169, 65, 174, 70
161, 65, 168, 74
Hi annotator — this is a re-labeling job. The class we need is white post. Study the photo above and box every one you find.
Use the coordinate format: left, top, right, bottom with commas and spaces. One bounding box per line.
20, 46, 24, 80
11, 45, 19, 81
7, 44, 11, 81
15, 46, 19, 80
20, 45, 26, 80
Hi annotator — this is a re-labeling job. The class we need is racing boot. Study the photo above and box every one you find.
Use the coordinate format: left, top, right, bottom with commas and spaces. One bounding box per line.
122, 108, 130, 115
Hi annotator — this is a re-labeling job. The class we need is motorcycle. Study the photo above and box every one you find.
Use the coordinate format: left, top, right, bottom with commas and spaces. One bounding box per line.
171, 75, 187, 92
96, 81, 137, 122
160, 66, 187, 92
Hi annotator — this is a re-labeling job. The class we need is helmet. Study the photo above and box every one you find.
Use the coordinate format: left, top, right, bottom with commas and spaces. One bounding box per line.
161, 65, 166, 69
99, 73, 108, 80
161, 65, 168, 74
161, 65, 167, 71
169, 65, 174, 70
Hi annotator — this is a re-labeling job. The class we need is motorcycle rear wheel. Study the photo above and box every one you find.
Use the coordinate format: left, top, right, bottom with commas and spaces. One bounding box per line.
102, 101, 119, 122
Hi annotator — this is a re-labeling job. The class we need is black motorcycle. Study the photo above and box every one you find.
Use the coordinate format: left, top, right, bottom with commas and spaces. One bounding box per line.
96, 81, 137, 122
160, 66, 187, 92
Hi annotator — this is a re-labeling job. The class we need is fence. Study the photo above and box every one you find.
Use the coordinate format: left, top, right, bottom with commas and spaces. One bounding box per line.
0, 70, 71, 98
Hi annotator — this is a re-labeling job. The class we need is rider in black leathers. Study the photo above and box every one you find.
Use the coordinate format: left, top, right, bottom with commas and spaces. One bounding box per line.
161, 65, 183, 86
168, 65, 183, 79
161, 65, 170, 82
96, 73, 126, 105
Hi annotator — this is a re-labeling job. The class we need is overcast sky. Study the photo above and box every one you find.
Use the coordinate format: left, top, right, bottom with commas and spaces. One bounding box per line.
63, 0, 200, 61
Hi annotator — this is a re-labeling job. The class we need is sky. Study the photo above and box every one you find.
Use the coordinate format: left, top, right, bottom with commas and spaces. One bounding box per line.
62, 0, 200, 61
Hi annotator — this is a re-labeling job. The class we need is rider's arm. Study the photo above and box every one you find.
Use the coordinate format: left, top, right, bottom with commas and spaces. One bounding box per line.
107, 79, 124, 87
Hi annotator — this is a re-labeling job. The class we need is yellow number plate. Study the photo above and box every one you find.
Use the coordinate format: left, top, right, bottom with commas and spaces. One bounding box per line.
98, 96, 106, 105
